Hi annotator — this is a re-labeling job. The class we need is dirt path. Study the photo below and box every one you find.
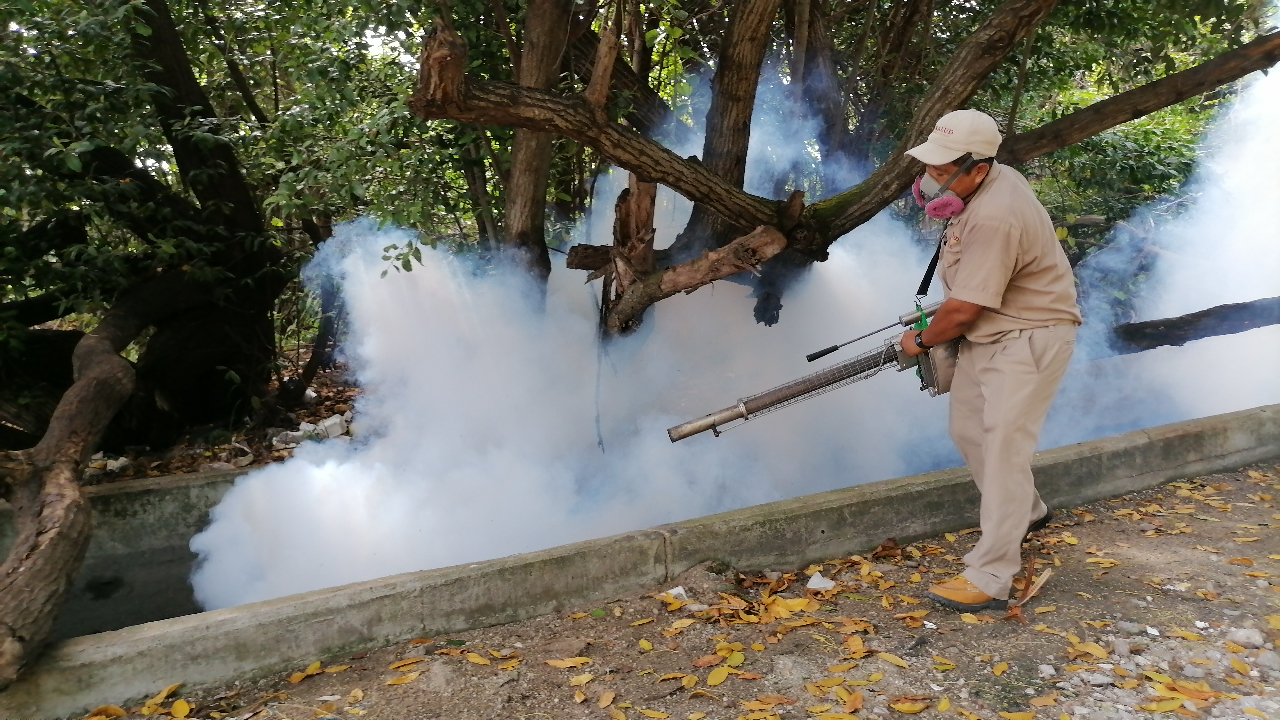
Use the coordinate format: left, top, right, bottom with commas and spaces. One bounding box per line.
91, 463, 1280, 720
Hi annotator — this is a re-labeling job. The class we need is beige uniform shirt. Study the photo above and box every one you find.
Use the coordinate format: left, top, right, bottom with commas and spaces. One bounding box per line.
939, 163, 1082, 343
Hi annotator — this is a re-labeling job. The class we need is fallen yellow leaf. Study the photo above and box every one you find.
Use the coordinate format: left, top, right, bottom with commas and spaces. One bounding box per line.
1168, 629, 1203, 641
937, 698, 951, 712
1030, 695, 1057, 707
609, 709, 626, 720
1034, 605, 1057, 614
466, 652, 491, 665
546, 657, 592, 669
1267, 615, 1280, 630
960, 613, 980, 624
389, 658, 424, 670
149, 683, 182, 705
1235, 537, 1260, 543
993, 662, 1009, 676
348, 688, 364, 704
707, 666, 730, 686
1086, 558, 1120, 568
1230, 657, 1251, 675
877, 652, 910, 669
638, 710, 670, 718
570, 673, 594, 686
889, 701, 929, 714
671, 618, 695, 629
597, 690, 616, 708
998, 713, 1034, 720
574, 690, 587, 703
170, 700, 191, 719
1073, 641, 1109, 659
726, 651, 746, 668
639, 638, 653, 651
86, 707, 127, 719
323, 664, 351, 673
1244, 709, 1268, 718
868, 672, 884, 682
1140, 699, 1184, 712
828, 663, 858, 672
631, 618, 654, 626
683, 675, 698, 689
499, 658, 521, 670
386, 671, 421, 685
688, 714, 707, 720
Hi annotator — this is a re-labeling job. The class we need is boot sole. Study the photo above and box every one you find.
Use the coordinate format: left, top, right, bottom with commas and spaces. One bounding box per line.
925, 591, 1009, 612
1025, 509, 1055, 539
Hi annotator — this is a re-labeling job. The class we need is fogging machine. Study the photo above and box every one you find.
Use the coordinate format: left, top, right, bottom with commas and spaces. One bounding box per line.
667, 301, 957, 442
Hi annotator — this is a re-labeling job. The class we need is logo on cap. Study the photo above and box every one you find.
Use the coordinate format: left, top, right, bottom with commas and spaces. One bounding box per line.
934, 125, 954, 135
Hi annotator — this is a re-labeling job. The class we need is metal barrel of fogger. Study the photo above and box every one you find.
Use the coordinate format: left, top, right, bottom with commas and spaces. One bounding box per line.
666, 301, 942, 443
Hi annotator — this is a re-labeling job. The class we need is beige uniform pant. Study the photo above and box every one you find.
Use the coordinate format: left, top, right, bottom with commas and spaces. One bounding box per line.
949, 323, 1076, 600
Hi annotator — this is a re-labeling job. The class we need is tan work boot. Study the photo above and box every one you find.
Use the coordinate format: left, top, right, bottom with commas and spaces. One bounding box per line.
925, 576, 1008, 611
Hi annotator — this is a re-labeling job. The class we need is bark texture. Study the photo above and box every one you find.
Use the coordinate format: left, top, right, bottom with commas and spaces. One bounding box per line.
606, 226, 788, 334
1111, 296, 1280, 355
503, 0, 573, 280
675, 0, 784, 259
0, 274, 209, 688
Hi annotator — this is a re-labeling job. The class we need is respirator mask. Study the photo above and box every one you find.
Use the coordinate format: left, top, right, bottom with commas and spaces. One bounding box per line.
912, 156, 978, 220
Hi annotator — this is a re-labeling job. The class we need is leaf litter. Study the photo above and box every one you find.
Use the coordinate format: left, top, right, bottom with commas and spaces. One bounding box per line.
100, 464, 1280, 720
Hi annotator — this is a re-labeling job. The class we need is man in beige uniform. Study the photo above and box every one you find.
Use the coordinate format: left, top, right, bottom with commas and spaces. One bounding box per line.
898, 110, 1082, 610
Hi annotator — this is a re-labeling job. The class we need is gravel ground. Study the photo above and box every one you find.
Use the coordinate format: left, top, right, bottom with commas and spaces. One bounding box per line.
86, 462, 1280, 720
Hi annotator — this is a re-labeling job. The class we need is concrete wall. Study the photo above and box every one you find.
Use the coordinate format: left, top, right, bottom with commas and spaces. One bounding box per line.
2, 403, 1277, 719
0, 468, 247, 640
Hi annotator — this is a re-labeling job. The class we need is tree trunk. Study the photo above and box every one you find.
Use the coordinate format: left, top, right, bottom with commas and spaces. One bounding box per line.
672, 0, 784, 261
0, 273, 209, 688
503, 0, 573, 281
1110, 296, 1280, 355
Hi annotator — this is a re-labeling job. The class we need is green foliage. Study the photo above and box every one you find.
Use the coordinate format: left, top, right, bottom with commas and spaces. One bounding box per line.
0, 0, 1267, 339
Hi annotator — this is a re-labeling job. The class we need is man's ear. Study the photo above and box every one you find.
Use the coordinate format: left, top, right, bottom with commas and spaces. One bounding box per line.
971, 163, 991, 182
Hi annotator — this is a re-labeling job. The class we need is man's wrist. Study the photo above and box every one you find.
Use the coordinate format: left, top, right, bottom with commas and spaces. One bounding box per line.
914, 331, 933, 350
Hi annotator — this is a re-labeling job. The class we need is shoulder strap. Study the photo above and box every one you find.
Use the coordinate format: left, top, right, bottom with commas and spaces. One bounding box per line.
916, 232, 944, 297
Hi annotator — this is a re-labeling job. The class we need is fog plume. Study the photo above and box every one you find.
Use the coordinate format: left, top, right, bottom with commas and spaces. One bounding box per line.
192, 61, 1280, 610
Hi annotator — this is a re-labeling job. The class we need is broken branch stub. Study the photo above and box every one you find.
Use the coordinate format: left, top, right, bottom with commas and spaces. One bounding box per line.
605, 225, 787, 334
415, 18, 468, 110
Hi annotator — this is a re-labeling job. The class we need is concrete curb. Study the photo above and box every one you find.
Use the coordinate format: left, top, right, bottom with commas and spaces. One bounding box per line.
3, 404, 1278, 718
0, 467, 249, 641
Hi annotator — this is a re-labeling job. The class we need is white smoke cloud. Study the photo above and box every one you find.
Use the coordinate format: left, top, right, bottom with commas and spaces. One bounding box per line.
191, 57, 1280, 610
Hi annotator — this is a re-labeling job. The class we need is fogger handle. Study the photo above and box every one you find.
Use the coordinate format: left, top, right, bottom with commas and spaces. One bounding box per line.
899, 300, 944, 327
805, 345, 840, 363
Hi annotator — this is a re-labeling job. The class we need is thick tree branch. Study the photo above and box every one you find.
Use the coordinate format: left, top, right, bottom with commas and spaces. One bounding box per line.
678, 0, 784, 256
132, 0, 262, 236
999, 30, 1280, 165
410, 81, 779, 228
194, 0, 271, 125
605, 226, 787, 333
1110, 296, 1280, 355
567, 28, 688, 138
0, 273, 211, 688
0, 293, 73, 328
802, 0, 1059, 257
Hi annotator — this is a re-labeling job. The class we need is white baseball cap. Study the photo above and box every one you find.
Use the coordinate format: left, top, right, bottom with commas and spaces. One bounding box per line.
906, 109, 1002, 166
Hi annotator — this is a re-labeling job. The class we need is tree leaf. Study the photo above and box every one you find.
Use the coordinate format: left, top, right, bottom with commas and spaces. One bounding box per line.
386, 671, 421, 685
707, 666, 730, 686
876, 653, 910, 669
